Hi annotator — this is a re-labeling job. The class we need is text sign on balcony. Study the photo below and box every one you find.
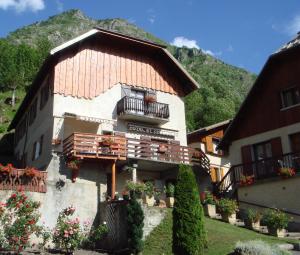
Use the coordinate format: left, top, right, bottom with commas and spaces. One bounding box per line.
127, 123, 177, 138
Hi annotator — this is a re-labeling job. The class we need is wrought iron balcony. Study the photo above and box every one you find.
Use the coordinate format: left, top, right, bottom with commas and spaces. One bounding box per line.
116, 96, 169, 123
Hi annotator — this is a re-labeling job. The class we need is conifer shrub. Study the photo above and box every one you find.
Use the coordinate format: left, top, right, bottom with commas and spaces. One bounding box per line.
172, 164, 207, 255
126, 194, 144, 254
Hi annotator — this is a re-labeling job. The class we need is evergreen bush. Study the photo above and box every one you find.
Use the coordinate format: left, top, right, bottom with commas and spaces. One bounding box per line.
172, 164, 207, 255
126, 195, 144, 254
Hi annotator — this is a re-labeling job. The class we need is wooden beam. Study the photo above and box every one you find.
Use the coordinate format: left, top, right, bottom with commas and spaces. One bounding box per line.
111, 159, 116, 199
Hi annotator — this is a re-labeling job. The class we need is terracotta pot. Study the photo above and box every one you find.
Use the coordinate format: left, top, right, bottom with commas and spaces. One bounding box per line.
166, 197, 174, 208
204, 204, 216, 218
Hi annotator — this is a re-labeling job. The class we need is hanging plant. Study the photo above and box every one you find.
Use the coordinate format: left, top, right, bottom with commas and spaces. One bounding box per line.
67, 159, 82, 170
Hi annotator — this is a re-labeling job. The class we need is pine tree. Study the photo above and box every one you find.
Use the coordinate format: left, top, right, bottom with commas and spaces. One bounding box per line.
126, 195, 144, 254
172, 164, 207, 255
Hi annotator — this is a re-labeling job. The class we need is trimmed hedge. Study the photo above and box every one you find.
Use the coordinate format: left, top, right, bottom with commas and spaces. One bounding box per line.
172, 164, 207, 255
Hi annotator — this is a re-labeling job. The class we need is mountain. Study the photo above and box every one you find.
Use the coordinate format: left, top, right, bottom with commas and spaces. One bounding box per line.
0, 9, 256, 137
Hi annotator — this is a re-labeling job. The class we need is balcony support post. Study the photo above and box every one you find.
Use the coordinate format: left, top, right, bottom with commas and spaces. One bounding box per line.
131, 162, 138, 183
111, 159, 117, 200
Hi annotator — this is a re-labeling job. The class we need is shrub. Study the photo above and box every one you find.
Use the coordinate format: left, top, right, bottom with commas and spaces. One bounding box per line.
164, 183, 175, 197
202, 190, 216, 205
81, 220, 108, 249
126, 194, 144, 254
262, 209, 290, 230
53, 205, 83, 253
217, 198, 238, 215
172, 164, 207, 255
1, 192, 41, 253
245, 208, 262, 223
235, 240, 291, 255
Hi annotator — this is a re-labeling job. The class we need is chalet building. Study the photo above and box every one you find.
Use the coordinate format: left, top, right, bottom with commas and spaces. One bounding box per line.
187, 120, 231, 190
6, 28, 209, 228
217, 33, 300, 222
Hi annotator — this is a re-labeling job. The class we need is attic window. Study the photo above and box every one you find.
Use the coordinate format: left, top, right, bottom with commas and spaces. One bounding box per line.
281, 87, 300, 109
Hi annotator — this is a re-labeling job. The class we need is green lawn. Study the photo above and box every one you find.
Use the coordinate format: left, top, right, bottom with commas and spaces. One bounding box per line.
144, 209, 295, 255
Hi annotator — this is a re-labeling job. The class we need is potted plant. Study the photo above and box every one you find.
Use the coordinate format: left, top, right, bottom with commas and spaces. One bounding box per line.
164, 183, 175, 208
122, 190, 130, 201
154, 188, 162, 206
67, 159, 82, 182
217, 198, 238, 224
158, 144, 168, 153
239, 175, 255, 186
125, 180, 145, 199
244, 208, 261, 230
144, 94, 156, 103
143, 181, 155, 206
100, 137, 114, 147
277, 167, 296, 178
262, 209, 290, 237
202, 190, 217, 218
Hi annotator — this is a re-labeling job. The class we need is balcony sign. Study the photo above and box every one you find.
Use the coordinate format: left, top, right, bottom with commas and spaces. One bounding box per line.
127, 123, 177, 138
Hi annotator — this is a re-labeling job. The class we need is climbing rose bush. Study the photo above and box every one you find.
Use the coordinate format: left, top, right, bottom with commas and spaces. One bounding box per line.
53, 206, 83, 253
0, 192, 41, 253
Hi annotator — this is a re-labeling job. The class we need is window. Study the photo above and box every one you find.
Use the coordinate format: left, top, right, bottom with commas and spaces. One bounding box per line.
212, 138, 222, 155
40, 80, 50, 110
32, 135, 43, 161
29, 98, 37, 126
290, 132, 300, 153
281, 87, 300, 108
253, 141, 272, 161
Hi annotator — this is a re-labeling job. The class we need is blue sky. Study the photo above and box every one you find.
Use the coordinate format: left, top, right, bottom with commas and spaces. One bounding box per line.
0, 0, 300, 74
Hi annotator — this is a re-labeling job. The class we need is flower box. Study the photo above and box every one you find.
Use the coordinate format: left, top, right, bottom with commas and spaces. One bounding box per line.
239, 175, 254, 186
278, 167, 296, 178
204, 204, 216, 218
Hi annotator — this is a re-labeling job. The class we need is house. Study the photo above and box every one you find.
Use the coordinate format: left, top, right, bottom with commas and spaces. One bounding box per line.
187, 120, 231, 191
217, 33, 300, 222
5, 28, 209, 228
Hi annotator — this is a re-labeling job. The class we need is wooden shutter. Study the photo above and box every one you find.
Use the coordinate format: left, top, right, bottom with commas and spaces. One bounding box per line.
241, 145, 252, 164
270, 137, 283, 157
206, 136, 213, 153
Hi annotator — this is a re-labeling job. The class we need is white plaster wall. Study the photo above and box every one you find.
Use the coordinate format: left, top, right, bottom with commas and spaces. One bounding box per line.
229, 122, 300, 165
53, 84, 188, 146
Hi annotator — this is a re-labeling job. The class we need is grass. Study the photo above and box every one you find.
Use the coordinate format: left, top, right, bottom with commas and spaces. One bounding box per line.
143, 209, 296, 255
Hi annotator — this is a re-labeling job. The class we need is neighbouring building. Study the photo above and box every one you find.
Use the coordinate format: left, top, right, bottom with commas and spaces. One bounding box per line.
4, 28, 209, 230
187, 120, 231, 191
218, 33, 300, 222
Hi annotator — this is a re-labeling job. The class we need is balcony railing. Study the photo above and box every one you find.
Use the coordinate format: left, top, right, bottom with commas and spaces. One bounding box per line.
116, 96, 169, 120
214, 151, 300, 198
63, 133, 127, 160
63, 133, 210, 170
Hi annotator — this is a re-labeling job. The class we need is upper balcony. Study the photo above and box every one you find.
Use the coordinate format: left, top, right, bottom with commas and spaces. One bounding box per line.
116, 96, 169, 124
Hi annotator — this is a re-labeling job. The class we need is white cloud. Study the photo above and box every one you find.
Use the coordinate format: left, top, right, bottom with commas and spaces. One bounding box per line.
171, 36, 200, 49
147, 8, 156, 24
285, 14, 300, 36
0, 0, 45, 13
56, 0, 63, 12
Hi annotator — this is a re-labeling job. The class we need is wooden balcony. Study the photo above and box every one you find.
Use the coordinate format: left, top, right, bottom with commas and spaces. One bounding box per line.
63, 133, 209, 169
214, 151, 300, 198
116, 96, 169, 124
63, 133, 127, 160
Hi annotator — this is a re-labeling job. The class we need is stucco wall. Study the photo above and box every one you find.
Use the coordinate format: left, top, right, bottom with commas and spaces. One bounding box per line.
238, 176, 300, 222
53, 83, 187, 147
229, 122, 300, 165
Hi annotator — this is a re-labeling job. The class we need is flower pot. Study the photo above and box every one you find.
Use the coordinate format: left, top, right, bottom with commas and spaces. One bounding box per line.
204, 204, 216, 218
221, 212, 236, 224
244, 219, 260, 230
143, 195, 155, 206
166, 197, 174, 208
71, 169, 79, 183
267, 226, 286, 237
